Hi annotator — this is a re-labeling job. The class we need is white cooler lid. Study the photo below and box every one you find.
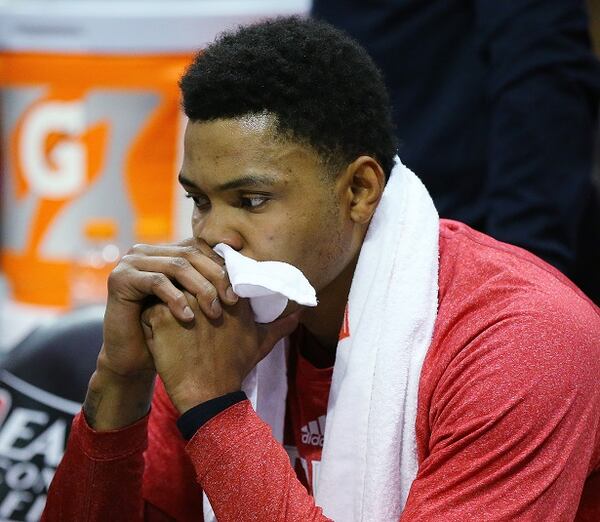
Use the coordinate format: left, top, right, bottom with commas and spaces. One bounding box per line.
0, 0, 312, 53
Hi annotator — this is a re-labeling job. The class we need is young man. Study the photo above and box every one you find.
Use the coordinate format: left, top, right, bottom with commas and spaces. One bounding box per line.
43, 17, 600, 521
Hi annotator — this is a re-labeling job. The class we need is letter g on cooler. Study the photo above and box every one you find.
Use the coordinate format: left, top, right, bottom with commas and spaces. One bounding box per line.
18, 99, 87, 200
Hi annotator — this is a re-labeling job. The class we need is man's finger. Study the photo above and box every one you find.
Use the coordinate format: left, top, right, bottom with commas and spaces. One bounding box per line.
126, 241, 236, 306
140, 314, 154, 341
113, 269, 195, 323
124, 254, 226, 319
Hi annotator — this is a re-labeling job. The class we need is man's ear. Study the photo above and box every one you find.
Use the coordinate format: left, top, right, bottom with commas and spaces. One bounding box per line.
343, 156, 386, 224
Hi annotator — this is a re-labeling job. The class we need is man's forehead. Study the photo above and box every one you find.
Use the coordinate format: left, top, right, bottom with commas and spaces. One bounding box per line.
237, 112, 277, 135
184, 113, 280, 154
182, 116, 320, 186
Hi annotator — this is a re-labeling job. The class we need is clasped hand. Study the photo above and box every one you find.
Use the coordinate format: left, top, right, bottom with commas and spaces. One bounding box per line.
101, 238, 300, 415
141, 290, 299, 413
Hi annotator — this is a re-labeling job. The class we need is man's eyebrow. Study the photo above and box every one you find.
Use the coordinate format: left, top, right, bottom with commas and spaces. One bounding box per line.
178, 173, 279, 191
217, 174, 279, 191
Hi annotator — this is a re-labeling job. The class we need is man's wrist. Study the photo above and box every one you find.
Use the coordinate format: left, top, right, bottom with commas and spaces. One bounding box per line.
177, 391, 247, 440
170, 381, 243, 414
84, 367, 156, 431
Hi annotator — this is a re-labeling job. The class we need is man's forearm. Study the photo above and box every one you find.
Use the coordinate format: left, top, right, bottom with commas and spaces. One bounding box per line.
186, 400, 332, 522
42, 409, 149, 521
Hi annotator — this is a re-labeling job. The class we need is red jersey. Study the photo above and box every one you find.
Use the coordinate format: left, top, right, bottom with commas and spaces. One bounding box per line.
284, 333, 333, 496
42, 220, 600, 521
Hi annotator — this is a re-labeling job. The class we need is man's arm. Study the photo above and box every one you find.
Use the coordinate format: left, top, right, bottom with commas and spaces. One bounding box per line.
42, 239, 239, 520
140, 291, 331, 521
42, 378, 193, 522
475, 0, 600, 275
400, 303, 600, 521
185, 399, 332, 522
156, 298, 599, 521
41, 409, 149, 522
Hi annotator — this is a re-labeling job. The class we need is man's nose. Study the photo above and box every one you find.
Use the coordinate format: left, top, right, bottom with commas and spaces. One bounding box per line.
194, 211, 243, 251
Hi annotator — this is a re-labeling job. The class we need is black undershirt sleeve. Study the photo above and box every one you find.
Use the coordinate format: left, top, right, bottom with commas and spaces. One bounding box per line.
176, 391, 248, 440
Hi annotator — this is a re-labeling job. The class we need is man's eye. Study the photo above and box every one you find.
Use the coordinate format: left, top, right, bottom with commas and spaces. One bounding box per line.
185, 194, 210, 209
240, 196, 268, 209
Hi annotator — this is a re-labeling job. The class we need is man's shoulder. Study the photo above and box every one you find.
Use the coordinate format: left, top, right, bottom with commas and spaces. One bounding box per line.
423, 222, 599, 423
412, 224, 600, 519
438, 219, 598, 318
431, 219, 600, 378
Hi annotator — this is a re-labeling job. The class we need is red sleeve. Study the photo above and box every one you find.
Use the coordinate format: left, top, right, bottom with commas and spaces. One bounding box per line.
41, 411, 149, 522
402, 305, 600, 521
185, 399, 333, 522
42, 378, 200, 522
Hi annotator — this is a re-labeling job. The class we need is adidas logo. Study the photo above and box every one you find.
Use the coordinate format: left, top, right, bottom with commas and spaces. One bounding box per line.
300, 415, 326, 447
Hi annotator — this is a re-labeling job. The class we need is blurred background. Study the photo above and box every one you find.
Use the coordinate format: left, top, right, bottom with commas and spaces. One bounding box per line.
0, 2, 311, 520
0, 1, 598, 520
0, 0, 311, 351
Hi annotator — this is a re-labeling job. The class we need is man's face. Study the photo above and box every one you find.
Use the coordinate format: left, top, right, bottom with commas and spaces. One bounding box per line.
179, 115, 358, 294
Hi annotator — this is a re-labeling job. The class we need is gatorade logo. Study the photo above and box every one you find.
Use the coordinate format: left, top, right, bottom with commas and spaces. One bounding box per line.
13, 94, 109, 203
19, 100, 87, 199
1, 52, 189, 307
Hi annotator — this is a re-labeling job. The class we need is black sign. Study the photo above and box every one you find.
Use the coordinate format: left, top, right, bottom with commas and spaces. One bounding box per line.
0, 371, 80, 522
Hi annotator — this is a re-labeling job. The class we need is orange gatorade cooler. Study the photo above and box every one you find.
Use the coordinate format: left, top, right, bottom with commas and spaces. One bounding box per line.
0, 0, 310, 311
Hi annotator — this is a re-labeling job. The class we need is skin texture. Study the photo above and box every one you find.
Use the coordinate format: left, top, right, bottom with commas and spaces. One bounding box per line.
83, 114, 385, 426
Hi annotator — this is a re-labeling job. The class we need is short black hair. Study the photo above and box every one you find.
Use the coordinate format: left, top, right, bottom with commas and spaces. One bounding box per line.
179, 16, 397, 178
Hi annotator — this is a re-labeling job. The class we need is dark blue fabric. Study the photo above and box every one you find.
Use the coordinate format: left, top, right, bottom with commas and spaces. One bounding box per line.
312, 0, 600, 302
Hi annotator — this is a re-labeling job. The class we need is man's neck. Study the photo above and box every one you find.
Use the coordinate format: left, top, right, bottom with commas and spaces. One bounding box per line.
300, 253, 359, 359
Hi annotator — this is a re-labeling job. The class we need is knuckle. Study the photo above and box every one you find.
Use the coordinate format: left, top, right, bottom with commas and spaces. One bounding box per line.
120, 253, 135, 265
130, 243, 146, 253
182, 245, 201, 258
145, 303, 170, 324
155, 303, 171, 317
106, 274, 118, 292
140, 307, 153, 323
178, 237, 195, 247
216, 266, 228, 281
175, 293, 189, 307
200, 281, 217, 300
107, 267, 124, 290
170, 256, 189, 271
206, 250, 225, 266
150, 273, 168, 289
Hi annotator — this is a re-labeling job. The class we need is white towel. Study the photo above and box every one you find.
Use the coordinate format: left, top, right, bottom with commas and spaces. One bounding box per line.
315, 158, 439, 521
205, 158, 439, 521
213, 244, 318, 325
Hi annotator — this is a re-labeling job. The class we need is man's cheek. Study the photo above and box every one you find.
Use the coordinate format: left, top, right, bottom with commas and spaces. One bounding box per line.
244, 236, 290, 263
